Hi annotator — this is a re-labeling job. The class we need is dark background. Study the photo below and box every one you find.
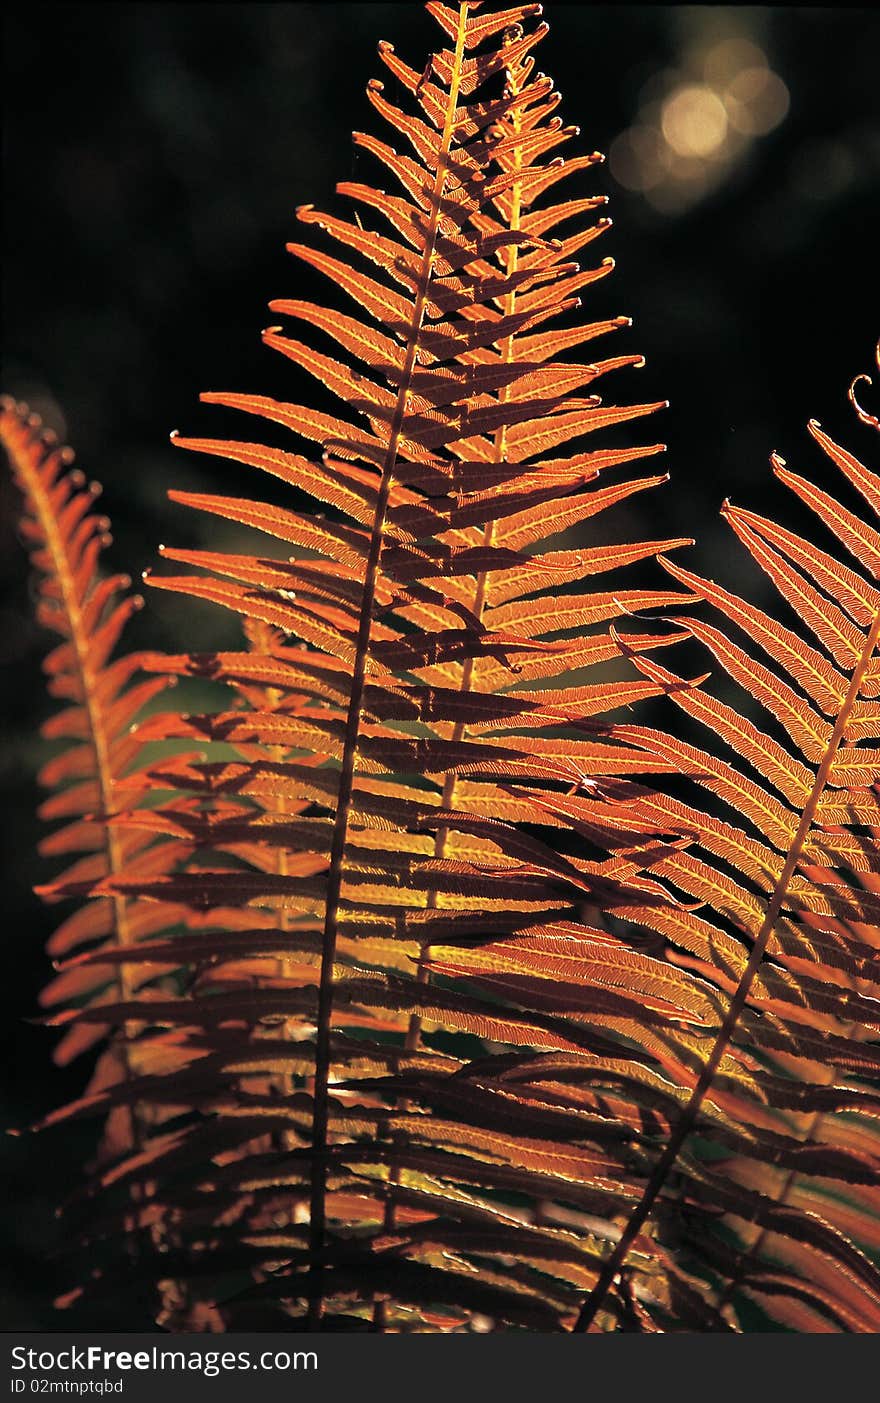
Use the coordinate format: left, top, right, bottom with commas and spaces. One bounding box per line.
1, 3, 879, 1328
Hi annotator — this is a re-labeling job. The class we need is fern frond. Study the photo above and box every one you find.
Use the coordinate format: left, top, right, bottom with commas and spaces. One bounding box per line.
46, 1, 698, 1331
571, 358, 880, 1332
0, 398, 208, 1322
0, 399, 172, 1082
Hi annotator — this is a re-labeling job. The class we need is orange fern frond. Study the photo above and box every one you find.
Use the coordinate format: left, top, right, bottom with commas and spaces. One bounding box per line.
0, 400, 170, 1079
0, 399, 215, 1322
571, 355, 880, 1332
45, 1, 695, 1330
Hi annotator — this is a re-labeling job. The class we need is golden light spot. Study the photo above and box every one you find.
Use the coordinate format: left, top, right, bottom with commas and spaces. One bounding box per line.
702, 37, 768, 86
724, 68, 790, 136
661, 84, 729, 159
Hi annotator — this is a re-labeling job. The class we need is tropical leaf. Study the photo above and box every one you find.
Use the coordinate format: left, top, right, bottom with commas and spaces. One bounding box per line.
568, 354, 880, 1333
0, 398, 179, 1090
0, 397, 214, 1322
37, 0, 686, 1330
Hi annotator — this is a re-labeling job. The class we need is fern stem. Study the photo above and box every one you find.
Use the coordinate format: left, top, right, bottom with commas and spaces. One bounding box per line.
373, 51, 527, 1325
405, 32, 526, 1056
377, 53, 526, 1328
375, 47, 527, 1308
573, 605, 880, 1332
306, 4, 470, 1330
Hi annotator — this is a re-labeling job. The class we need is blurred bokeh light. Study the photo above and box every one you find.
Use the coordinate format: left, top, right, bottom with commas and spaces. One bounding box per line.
610, 12, 792, 211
